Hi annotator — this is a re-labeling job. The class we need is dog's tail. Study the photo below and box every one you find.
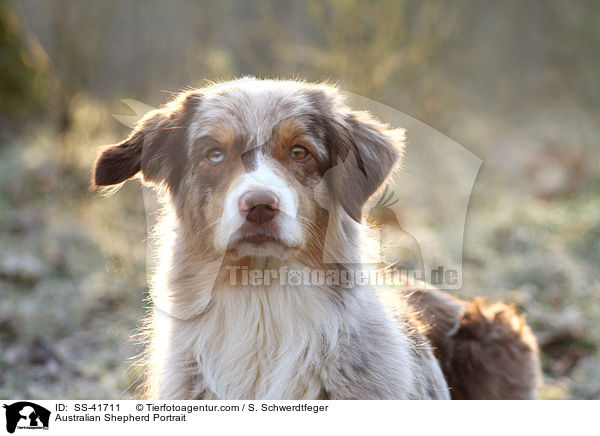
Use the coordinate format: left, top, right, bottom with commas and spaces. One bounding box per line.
408, 289, 541, 399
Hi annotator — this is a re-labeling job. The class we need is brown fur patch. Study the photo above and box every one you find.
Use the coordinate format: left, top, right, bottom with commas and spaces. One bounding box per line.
408, 289, 541, 399
92, 130, 144, 186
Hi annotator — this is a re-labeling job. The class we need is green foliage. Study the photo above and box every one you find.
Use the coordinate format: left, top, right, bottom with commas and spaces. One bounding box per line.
0, 0, 46, 116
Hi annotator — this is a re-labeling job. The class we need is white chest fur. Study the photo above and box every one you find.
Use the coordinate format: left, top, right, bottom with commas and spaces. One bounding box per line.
192, 284, 342, 400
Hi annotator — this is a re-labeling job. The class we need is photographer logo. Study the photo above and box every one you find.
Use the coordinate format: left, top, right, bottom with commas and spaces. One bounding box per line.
2, 402, 50, 434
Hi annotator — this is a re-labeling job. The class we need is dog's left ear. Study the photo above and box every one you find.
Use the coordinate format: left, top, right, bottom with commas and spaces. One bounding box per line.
326, 109, 405, 222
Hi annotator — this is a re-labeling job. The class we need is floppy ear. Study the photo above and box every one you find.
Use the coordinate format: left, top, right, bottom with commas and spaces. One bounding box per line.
326, 110, 405, 222
92, 130, 144, 186
92, 91, 201, 192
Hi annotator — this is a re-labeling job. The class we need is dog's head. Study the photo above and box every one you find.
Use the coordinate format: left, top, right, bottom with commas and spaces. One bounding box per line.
93, 79, 404, 262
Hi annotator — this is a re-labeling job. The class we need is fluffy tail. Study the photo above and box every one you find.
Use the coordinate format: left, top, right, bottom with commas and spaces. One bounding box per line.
408, 289, 541, 399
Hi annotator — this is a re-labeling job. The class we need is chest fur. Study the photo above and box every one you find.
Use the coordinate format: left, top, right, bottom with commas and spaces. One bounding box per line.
192, 284, 341, 399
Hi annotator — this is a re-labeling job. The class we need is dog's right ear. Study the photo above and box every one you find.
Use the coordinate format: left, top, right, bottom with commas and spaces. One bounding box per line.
92, 130, 145, 187
92, 91, 201, 191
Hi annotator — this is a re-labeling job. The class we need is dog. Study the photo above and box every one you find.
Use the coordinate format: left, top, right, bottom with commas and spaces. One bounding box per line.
92, 78, 540, 399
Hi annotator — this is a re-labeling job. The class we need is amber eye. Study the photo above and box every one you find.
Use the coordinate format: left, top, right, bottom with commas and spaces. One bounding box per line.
290, 145, 310, 161
206, 148, 225, 163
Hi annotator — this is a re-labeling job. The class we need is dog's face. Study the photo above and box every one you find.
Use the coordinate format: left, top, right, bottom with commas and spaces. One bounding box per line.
93, 79, 404, 262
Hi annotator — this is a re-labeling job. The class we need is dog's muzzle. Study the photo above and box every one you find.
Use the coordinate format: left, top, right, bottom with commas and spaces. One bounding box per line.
213, 162, 303, 254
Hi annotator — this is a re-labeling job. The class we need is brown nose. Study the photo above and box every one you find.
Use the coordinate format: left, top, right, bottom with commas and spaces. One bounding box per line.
239, 190, 279, 224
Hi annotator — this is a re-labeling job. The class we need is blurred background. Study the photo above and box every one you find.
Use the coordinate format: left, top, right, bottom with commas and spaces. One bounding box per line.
0, 0, 599, 399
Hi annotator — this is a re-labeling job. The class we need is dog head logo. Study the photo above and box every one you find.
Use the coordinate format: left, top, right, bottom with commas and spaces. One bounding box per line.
2, 402, 50, 433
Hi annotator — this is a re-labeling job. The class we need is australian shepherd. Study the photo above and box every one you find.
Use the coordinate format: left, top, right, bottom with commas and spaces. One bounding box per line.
92, 78, 540, 399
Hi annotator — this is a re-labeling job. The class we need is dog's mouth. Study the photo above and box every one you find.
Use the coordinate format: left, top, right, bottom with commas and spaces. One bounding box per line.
224, 221, 302, 257
236, 232, 278, 245
229, 223, 286, 247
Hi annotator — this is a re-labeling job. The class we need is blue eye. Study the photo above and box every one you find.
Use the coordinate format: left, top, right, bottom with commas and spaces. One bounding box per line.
206, 148, 225, 163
